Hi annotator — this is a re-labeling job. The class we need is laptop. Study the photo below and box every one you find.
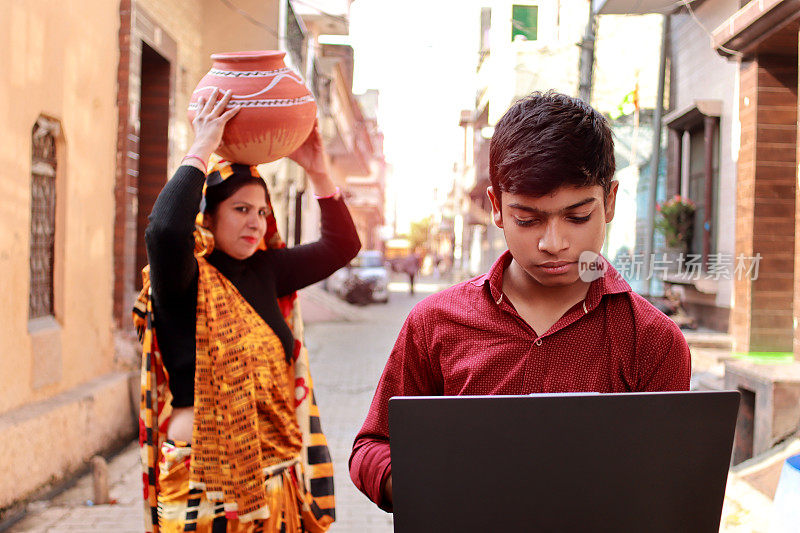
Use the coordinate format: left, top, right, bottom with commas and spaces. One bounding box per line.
389, 391, 740, 533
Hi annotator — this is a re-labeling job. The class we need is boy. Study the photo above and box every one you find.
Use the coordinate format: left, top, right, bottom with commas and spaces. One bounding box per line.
349, 91, 691, 511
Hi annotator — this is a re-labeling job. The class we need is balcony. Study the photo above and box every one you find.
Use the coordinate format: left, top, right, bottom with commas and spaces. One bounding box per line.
285, 1, 306, 71
292, 0, 351, 35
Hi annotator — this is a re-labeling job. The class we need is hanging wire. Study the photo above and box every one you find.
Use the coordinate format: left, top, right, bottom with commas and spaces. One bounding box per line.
289, 0, 349, 25
679, 0, 743, 58
616, 0, 744, 58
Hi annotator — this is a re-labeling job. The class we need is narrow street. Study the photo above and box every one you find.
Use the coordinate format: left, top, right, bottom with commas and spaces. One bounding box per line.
6, 277, 448, 533
305, 278, 445, 532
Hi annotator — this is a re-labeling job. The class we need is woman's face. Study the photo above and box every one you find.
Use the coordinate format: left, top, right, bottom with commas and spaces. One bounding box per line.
204, 183, 268, 260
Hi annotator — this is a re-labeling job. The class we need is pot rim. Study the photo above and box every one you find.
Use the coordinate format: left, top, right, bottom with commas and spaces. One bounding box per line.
210, 50, 286, 62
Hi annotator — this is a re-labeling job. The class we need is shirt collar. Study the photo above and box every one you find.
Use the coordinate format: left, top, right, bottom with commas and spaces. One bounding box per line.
472, 250, 631, 309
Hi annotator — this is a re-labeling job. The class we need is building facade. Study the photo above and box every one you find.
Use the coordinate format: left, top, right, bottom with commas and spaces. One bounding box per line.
455, 0, 664, 279
596, 0, 800, 463
0, 0, 370, 516
661, 0, 740, 332
711, 0, 799, 354
1, 0, 133, 514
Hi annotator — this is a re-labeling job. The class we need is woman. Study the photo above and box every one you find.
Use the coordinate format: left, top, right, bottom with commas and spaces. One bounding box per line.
134, 88, 361, 532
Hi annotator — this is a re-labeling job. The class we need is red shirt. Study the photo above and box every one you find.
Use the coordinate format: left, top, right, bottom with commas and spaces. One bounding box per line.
349, 251, 691, 511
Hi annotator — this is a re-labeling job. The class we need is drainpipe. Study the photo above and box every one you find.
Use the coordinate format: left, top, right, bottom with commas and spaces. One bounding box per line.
578, 1, 596, 103
294, 187, 304, 246
643, 13, 669, 295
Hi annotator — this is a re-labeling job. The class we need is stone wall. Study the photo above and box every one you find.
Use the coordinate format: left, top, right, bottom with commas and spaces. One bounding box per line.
0, 0, 119, 416
0, 0, 135, 512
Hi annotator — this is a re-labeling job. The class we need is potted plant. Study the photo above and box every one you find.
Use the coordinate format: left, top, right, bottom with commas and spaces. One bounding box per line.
656, 195, 696, 272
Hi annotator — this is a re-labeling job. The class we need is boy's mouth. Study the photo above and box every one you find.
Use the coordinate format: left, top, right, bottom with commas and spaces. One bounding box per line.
537, 261, 574, 274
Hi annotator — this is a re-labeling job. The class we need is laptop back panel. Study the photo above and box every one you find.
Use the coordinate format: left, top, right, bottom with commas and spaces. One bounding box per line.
389, 391, 739, 533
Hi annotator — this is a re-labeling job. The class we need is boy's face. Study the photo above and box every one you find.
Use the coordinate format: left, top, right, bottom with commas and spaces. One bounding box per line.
487, 182, 619, 288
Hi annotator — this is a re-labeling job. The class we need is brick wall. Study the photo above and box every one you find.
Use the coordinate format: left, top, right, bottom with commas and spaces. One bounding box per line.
113, 1, 194, 327
795, 35, 800, 360
733, 55, 798, 353
135, 0, 205, 169
113, 0, 134, 326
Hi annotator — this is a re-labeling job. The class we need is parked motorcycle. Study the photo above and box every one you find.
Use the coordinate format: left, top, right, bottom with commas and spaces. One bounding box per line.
343, 276, 376, 306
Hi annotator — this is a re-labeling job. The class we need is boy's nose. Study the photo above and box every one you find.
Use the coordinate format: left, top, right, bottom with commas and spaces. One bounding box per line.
538, 221, 568, 254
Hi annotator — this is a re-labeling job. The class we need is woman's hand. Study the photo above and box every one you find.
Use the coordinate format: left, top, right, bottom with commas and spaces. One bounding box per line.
184, 88, 240, 171
288, 120, 338, 197
288, 120, 327, 177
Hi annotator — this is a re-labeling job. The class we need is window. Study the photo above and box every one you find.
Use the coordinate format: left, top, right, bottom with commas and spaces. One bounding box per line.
29, 119, 58, 320
687, 123, 719, 256
665, 102, 721, 266
512, 4, 538, 41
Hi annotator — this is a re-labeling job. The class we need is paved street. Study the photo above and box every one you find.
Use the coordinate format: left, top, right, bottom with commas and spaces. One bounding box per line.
305, 279, 443, 533
6, 277, 444, 533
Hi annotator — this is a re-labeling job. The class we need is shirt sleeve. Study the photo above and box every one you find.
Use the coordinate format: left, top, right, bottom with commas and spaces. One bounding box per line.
636, 313, 692, 391
349, 306, 441, 512
264, 196, 361, 297
144, 165, 205, 300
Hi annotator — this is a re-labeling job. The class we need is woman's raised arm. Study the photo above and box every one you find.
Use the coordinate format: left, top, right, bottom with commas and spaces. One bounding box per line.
145, 89, 239, 299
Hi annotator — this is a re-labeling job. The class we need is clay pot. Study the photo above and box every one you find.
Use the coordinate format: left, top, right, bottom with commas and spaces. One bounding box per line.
188, 51, 317, 165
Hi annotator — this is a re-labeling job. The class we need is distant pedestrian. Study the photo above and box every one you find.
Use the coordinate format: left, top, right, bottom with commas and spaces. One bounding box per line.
350, 91, 691, 512
431, 253, 442, 280
133, 89, 360, 532
403, 251, 421, 295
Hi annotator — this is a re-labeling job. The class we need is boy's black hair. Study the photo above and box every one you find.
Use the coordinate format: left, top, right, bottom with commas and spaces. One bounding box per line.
489, 91, 615, 200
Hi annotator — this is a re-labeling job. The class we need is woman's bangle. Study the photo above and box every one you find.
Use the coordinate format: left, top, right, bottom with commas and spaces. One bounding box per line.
314, 187, 341, 200
181, 154, 207, 170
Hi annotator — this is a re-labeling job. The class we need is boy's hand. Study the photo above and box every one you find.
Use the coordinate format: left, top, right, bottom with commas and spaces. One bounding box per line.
382, 474, 393, 505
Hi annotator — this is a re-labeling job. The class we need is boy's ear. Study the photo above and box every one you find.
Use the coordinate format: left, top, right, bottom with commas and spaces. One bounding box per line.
487, 186, 503, 228
604, 180, 620, 223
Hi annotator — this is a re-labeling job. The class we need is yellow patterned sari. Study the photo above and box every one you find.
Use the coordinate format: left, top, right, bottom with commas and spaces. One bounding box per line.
133, 163, 335, 533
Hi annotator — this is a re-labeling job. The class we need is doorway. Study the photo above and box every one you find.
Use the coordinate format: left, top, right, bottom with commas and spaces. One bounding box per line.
135, 43, 170, 289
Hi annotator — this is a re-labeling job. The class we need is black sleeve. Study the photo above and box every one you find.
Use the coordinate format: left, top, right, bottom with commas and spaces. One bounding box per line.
266, 196, 362, 297
144, 165, 205, 300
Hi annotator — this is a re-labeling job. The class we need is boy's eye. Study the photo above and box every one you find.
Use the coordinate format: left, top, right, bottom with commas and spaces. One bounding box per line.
514, 217, 539, 227
568, 214, 591, 223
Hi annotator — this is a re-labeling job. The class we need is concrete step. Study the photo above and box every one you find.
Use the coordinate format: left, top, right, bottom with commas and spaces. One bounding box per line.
682, 328, 733, 350
691, 371, 725, 391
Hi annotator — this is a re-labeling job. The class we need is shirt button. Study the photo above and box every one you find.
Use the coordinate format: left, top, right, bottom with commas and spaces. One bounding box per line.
535, 339, 543, 346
